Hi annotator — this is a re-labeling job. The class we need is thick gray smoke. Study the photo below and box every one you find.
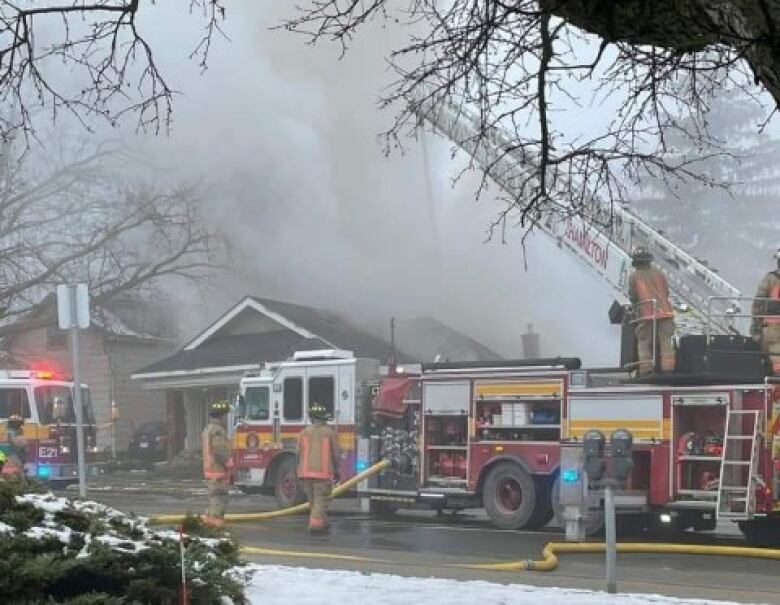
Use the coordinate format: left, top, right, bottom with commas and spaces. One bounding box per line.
131, 3, 618, 365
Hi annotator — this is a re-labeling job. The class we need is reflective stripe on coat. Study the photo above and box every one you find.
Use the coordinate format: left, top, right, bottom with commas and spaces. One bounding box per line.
297, 423, 340, 481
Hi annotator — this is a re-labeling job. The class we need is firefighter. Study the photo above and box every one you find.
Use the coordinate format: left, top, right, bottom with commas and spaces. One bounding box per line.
751, 248, 780, 374
628, 247, 676, 375
297, 401, 341, 534
2, 415, 27, 476
202, 399, 233, 527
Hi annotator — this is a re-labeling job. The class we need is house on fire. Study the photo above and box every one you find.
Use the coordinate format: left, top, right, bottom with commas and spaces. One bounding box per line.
132, 295, 501, 457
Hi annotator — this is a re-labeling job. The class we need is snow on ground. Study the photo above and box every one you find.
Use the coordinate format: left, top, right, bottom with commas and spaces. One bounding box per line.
240, 565, 765, 605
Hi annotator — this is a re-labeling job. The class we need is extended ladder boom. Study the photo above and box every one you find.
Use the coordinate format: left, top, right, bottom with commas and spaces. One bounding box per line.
416, 96, 742, 335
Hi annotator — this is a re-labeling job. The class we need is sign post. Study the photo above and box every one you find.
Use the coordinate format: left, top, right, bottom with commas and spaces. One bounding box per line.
57, 284, 90, 499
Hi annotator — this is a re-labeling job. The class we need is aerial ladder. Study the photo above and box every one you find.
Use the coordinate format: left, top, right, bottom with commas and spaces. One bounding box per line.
415, 95, 743, 336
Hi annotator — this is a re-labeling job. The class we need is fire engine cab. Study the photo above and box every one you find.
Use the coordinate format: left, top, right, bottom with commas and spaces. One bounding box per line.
0, 370, 102, 482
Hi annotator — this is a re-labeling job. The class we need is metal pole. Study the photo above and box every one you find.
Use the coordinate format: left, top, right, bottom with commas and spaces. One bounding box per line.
605, 483, 617, 594
110, 400, 117, 459
390, 317, 397, 367
70, 324, 87, 499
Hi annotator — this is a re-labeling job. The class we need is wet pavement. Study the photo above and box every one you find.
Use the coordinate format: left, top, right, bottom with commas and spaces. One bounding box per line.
52, 476, 780, 604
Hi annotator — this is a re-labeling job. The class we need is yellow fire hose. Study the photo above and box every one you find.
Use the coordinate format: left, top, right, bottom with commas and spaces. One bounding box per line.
148, 459, 780, 572
462, 541, 780, 572
148, 459, 390, 525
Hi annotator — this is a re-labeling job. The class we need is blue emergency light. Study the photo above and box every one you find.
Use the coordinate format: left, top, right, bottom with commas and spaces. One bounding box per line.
37, 465, 51, 479
356, 459, 368, 472
562, 468, 579, 483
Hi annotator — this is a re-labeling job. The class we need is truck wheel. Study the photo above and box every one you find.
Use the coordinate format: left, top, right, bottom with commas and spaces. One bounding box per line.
482, 462, 536, 530
524, 476, 554, 529
369, 500, 400, 517
551, 476, 604, 536
274, 456, 304, 508
738, 516, 780, 547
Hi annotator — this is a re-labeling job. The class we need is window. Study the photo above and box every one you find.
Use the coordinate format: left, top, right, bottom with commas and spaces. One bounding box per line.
308, 376, 335, 418
283, 377, 303, 421
243, 387, 270, 421
0, 388, 31, 419
35, 386, 95, 425
46, 326, 68, 350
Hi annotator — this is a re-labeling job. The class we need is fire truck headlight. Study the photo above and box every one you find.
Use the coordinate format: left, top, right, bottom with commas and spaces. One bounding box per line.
660, 513, 672, 524
37, 465, 51, 479
60, 446, 70, 454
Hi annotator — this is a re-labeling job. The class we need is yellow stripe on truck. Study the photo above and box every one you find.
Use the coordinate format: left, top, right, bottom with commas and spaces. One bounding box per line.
233, 431, 355, 450
567, 419, 665, 440
474, 381, 561, 398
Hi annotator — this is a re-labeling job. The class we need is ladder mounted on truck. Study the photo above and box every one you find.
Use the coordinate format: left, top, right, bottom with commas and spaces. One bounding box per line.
716, 409, 762, 520
414, 94, 743, 336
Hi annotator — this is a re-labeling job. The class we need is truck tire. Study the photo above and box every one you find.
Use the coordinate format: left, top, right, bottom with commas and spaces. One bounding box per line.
274, 456, 305, 509
482, 462, 536, 530
738, 516, 780, 547
369, 499, 400, 517
551, 476, 604, 536
524, 476, 554, 529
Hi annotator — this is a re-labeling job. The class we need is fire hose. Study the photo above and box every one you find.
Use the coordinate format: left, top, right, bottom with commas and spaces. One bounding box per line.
461, 541, 780, 572
148, 459, 390, 525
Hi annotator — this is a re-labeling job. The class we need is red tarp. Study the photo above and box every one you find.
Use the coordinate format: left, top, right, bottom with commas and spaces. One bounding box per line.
372, 377, 411, 419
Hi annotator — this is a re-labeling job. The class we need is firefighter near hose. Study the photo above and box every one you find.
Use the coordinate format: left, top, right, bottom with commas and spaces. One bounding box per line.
202, 399, 234, 527
297, 401, 341, 534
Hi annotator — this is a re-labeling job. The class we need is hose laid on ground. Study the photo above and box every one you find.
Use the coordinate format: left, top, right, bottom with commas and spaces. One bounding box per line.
462, 541, 780, 572
148, 459, 390, 525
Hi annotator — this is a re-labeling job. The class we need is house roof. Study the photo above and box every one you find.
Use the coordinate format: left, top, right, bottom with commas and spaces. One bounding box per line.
133, 296, 408, 379
135, 331, 328, 376
394, 317, 502, 362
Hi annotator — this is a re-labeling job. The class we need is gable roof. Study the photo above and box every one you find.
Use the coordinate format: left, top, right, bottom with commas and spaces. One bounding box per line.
134, 296, 407, 379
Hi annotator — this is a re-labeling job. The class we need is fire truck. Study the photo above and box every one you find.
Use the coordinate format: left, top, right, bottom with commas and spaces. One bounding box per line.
231, 346, 779, 545
0, 370, 102, 482
230, 87, 780, 543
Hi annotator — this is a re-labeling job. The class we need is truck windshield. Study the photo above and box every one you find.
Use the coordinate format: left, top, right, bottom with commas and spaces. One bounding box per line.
242, 386, 270, 421
35, 385, 96, 425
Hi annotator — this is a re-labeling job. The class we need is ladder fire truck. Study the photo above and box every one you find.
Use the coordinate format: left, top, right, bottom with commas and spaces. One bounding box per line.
231, 95, 779, 544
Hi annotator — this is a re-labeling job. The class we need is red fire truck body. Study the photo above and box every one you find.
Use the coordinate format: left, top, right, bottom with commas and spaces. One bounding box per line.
230, 351, 780, 543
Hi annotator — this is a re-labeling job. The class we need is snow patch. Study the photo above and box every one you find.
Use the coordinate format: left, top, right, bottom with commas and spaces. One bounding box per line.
0, 521, 14, 534
25, 525, 72, 545
94, 534, 149, 554
240, 565, 763, 605
16, 493, 69, 513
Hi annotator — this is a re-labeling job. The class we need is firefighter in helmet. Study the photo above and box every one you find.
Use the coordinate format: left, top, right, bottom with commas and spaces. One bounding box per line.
751, 248, 780, 374
297, 401, 341, 534
628, 247, 676, 375
202, 399, 233, 527
2, 415, 27, 476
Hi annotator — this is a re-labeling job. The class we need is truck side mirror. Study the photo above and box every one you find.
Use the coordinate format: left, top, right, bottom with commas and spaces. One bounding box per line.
583, 429, 606, 481
233, 394, 245, 416
610, 429, 634, 482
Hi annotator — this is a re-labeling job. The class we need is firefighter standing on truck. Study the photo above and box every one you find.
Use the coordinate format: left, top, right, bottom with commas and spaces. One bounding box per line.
628, 247, 676, 375
297, 401, 341, 534
2, 415, 27, 476
202, 399, 233, 527
751, 248, 780, 374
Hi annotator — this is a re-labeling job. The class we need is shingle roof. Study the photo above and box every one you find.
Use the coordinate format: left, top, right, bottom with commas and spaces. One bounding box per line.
135, 331, 328, 375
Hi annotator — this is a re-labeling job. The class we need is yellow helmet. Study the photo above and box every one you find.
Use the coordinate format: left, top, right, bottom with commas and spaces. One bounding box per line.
7, 414, 24, 427
209, 399, 231, 417
308, 401, 330, 421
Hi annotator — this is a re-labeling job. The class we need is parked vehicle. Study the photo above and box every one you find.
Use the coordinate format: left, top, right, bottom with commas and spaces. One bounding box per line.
128, 421, 168, 466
